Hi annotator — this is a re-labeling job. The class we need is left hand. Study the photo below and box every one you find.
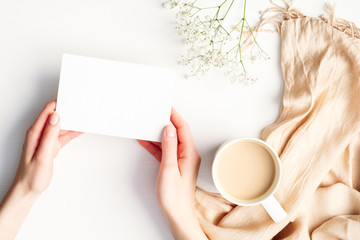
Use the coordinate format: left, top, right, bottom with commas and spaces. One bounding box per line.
14, 100, 82, 195
0, 100, 82, 240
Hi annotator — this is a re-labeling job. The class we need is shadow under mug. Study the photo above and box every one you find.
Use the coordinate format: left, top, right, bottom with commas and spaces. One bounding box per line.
212, 138, 287, 223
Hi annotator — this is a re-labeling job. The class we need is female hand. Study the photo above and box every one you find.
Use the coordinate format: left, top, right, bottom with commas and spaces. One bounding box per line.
14, 100, 82, 195
0, 100, 82, 239
138, 109, 207, 240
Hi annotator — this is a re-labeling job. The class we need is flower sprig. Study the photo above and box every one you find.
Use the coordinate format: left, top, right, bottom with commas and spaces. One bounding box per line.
164, 0, 269, 84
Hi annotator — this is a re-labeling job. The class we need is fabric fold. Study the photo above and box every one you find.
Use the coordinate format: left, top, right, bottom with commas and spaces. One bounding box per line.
195, 14, 360, 240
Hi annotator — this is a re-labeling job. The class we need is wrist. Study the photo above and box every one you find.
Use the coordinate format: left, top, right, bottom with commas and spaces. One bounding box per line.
0, 181, 39, 240
9, 181, 39, 204
0, 181, 39, 219
163, 211, 207, 240
8, 178, 40, 202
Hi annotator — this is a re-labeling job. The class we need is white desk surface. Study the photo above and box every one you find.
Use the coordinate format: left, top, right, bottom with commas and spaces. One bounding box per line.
0, 1, 358, 239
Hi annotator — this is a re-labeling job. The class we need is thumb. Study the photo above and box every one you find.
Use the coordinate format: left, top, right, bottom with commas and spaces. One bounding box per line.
34, 112, 60, 162
160, 124, 178, 171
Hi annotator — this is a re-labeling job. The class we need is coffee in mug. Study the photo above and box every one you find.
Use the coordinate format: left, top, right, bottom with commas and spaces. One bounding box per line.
212, 138, 287, 222
215, 140, 276, 200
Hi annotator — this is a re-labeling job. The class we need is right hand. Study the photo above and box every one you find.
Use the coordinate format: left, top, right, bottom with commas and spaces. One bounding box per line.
137, 108, 207, 240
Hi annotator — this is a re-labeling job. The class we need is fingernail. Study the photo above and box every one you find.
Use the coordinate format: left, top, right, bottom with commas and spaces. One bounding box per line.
49, 112, 59, 125
166, 125, 176, 137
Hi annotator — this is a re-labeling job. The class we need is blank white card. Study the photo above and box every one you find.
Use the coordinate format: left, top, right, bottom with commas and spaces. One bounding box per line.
56, 54, 175, 142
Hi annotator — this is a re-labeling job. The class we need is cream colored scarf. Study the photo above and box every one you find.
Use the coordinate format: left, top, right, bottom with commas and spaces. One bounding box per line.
195, 2, 360, 239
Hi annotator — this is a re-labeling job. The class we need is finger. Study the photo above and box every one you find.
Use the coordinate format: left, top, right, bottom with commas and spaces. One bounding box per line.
170, 108, 196, 155
152, 141, 162, 148
59, 131, 83, 148
24, 101, 57, 157
160, 125, 179, 173
33, 112, 60, 163
170, 108, 201, 178
59, 129, 70, 135
140, 140, 161, 148
31, 101, 56, 133
137, 140, 162, 162
60, 130, 83, 137
170, 108, 195, 144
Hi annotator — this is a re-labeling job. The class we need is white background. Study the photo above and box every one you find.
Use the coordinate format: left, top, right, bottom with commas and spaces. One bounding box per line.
0, 0, 358, 239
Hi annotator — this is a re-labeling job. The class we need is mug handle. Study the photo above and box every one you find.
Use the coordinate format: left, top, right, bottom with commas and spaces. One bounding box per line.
261, 195, 287, 223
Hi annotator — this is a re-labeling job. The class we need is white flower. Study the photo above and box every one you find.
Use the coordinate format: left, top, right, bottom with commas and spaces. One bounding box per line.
165, 0, 267, 85
244, 47, 271, 63
163, 0, 178, 9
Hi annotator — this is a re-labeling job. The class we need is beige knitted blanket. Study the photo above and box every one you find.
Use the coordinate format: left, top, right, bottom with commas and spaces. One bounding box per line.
195, 4, 360, 239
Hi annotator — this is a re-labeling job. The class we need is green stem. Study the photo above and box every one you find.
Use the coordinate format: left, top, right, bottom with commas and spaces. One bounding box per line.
212, 0, 228, 23
184, 55, 202, 63
237, 0, 247, 72
244, 19, 267, 54
219, 24, 230, 35
219, 0, 228, 7
238, 19, 245, 53
223, 44, 239, 57
228, 20, 243, 34
239, 59, 246, 72
243, 0, 247, 19
221, 0, 235, 20
191, 9, 201, 17
198, 6, 221, 10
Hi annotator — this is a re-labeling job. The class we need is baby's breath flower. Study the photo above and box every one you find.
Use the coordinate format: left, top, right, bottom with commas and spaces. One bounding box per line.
165, 0, 269, 85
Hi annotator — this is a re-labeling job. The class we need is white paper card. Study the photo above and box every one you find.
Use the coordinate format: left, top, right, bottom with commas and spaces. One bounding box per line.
56, 54, 174, 142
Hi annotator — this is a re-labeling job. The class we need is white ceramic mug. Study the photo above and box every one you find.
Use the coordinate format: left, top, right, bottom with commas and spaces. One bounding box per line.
212, 138, 287, 223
